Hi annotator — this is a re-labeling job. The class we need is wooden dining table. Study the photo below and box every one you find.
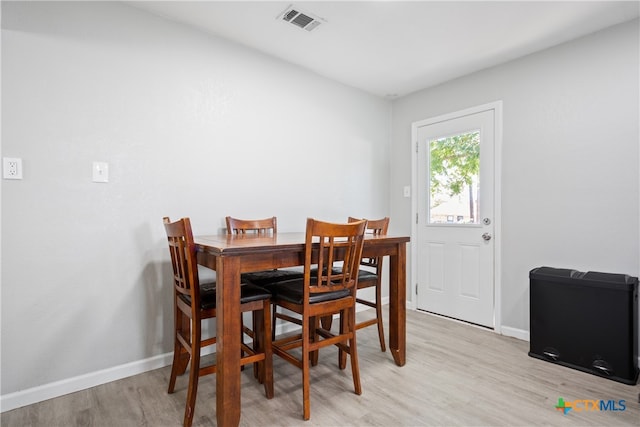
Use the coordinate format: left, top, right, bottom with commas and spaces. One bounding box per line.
194, 231, 410, 427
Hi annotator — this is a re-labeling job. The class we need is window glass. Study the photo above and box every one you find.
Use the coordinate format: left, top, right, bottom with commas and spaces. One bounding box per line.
429, 130, 480, 224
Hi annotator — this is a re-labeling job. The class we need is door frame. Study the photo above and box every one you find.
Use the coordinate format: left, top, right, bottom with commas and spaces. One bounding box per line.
410, 101, 503, 334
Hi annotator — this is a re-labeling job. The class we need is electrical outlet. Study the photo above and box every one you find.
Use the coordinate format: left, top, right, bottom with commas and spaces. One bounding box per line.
3, 157, 23, 180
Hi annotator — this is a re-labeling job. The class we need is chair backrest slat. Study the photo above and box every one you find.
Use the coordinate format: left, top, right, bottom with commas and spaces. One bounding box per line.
305, 218, 366, 296
164, 217, 200, 305
226, 216, 277, 235
348, 216, 389, 270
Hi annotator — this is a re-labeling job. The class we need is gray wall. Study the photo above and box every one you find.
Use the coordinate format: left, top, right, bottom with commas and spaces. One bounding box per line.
1, 1, 391, 401
391, 19, 639, 335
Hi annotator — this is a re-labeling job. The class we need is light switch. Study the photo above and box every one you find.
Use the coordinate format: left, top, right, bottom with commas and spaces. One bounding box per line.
403, 186, 411, 198
92, 161, 109, 183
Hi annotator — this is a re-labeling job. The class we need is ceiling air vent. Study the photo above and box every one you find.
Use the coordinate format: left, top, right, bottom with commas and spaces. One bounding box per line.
279, 6, 324, 32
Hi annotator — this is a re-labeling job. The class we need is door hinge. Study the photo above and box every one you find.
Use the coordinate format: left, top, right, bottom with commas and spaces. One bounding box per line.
416, 141, 419, 153
415, 285, 418, 295
416, 213, 419, 224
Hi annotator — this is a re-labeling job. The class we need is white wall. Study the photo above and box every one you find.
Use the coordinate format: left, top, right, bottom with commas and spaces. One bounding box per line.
0, 1, 391, 405
391, 20, 639, 335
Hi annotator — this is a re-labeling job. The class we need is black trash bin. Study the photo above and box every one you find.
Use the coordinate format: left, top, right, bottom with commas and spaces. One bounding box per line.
529, 266, 639, 385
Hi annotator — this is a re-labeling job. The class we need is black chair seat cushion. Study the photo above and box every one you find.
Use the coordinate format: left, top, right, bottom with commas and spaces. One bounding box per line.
268, 278, 350, 305
309, 267, 377, 281
180, 282, 271, 310
356, 269, 377, 281
239, 283, 273, 303
355, 270, 378, 289
241, 269, 304, 287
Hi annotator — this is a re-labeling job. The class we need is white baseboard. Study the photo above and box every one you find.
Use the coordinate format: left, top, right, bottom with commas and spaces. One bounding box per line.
1, 352, 173, 413
500, 325, 530, 342
0, 302, 387, 413
1, 300, 390, 413
3, 309, 638, 413
13, 302, 635, 413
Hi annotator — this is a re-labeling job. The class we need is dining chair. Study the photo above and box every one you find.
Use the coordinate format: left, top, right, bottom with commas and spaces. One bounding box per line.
225, 216, 304, 284
314, 217, 390, 355
226, 216, 303, 278
348, 216, 390, 352
163, 217, 274, 427
225, 216, 304, 339
268, 218, 366, 420
226, 216, 278, 235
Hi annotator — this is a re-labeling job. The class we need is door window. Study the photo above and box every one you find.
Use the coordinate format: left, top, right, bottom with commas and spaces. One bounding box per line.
428, 130, 480, 225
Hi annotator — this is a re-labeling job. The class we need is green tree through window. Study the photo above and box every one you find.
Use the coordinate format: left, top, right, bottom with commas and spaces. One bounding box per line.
429, 131, 480, 223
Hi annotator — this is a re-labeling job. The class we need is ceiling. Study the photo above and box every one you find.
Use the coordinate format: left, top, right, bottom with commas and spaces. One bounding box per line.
128, 1, 639, 98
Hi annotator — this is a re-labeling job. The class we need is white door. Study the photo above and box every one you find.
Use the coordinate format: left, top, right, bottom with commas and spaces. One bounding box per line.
414, 107, 496, 328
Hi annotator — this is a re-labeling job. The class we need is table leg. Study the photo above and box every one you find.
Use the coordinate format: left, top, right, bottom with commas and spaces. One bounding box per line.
388, 243, 406, 366
216, 256, 242, 427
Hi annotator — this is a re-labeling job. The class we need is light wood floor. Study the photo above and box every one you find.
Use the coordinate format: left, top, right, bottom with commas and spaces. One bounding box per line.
2, 309, 638, 426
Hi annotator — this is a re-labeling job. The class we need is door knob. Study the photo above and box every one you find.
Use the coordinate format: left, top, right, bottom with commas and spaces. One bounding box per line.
482, 233, 492, 241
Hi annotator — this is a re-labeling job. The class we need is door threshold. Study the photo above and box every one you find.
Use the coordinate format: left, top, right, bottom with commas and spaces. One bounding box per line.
416, 309, 494, 331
